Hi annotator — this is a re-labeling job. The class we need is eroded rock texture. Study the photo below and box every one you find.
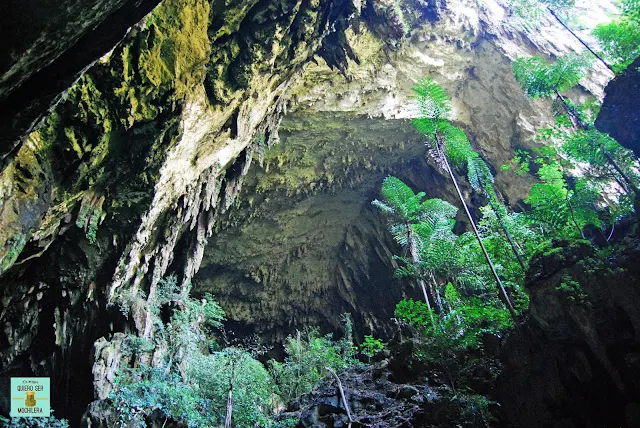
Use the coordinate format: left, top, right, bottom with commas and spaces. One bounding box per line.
596, 56, 640, 157
0, 0, 163, 159
0, 0, 614, 423
193, 0, 611, 343
0, 0, 359, 421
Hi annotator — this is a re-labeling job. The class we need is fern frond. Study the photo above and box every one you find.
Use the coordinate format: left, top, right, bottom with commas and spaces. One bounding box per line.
467, 154, 494, 191
412, 77, 452, 120
390, 224, 410, 247
421, 198, 458, 223
440, 124, 473, 168
513, 54, 591, 99
371, 199, 395, 215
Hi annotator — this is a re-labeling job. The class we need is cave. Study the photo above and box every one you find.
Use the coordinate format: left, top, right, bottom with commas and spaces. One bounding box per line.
1, 0, 639, 426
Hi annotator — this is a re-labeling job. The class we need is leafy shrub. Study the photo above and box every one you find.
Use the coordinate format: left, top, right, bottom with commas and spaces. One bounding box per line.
395, 298, 434, 329
8, 413, 69, 427
189, 348, 276, 427
361, 335, 385, 359
270, 326, 357, 403
110, 365, 212, 427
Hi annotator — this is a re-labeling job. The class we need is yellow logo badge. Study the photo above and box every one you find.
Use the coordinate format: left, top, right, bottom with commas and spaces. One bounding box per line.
10, 378, 50, 418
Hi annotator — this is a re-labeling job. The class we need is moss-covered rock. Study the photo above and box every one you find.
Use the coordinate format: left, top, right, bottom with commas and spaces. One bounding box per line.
0, 0, 360, 422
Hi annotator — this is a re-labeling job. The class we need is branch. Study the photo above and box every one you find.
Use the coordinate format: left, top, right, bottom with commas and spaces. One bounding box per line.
327, 367, 355, 426
547, 7, 615, 74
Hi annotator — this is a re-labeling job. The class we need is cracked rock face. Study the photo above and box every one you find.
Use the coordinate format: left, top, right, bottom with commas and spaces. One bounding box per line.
0, 0, 163, 159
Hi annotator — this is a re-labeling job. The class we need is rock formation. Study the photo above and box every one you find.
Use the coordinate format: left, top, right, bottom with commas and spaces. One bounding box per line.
596, 56, 640, 157
0, 0, 616, 423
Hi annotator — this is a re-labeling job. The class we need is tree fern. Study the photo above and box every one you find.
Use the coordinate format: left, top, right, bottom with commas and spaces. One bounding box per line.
412, 77, 452, 122
440, 123, 474, 167
512, 53, 590, 98
593, 17, 640, 73
372, 176, 426, 221
411, 77, 518, 320
467, 153, 494, 191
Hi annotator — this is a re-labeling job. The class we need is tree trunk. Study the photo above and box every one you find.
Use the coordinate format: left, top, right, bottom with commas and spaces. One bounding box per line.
547, 7, 615, 74
436, 134, 518, 320
225, 385, 233, 428
407, 223, 436, 329
486, 187, 528, 272
429, 272, 445, 314
555, 91, 640, 197
225, 359, 236, 428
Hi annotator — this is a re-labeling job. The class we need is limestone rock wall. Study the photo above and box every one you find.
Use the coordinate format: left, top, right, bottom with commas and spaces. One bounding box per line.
193, 0, 614, 345
596, 56, 640, 157
0, 0, 359, 421
498, 240, 640, 427
0, 0, 616, 423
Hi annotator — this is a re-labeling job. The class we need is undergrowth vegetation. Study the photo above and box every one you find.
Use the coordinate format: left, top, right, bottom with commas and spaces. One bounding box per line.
105, 275, 363, 427
370, 61, 640, 423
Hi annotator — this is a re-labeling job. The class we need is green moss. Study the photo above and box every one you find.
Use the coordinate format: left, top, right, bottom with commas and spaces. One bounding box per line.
76, 194, 105, 245
1, 236, 28, 273
114, 0, 210, 126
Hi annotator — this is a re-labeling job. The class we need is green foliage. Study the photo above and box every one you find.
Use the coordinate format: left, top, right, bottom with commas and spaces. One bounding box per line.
189, 348, 276, 427
76, 201, 103, 245
395, 298, 435, 328
373, 176, 457, 251
622, 0, 640, 23
593, 0, 640, 73
525, 161, 601, 238
270, 325, 357, 403
110, 365, 212, 427
412, 77, 452, 127
513, 54, 591, 98
395, 285, 512, 396
555, 274, 587, 303
8, 413, 69, 427
508, 0, 575, 20
513, 149, 531, 175
108, 276, 254, 427
1, 235, 27, 272
467, 154, 493, 191
361, 336, 385, 358
441, 123, 474, 167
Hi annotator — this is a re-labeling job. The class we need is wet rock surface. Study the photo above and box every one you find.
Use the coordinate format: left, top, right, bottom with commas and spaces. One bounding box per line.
0, 0, 622, 424
0, 0, 163, 159
279, 345, 498, 428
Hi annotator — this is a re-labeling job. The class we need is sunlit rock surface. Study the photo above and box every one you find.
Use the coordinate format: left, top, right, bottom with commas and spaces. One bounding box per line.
194, 0, 614, 342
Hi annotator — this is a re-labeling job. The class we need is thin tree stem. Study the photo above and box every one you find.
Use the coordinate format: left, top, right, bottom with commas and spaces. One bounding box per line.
556, 92, 639, 196
487, 187, 527, 272
548, 7, 615, 74
607, 224, 615, 242
408, 223, 437, 329
225, 361, 235, 428
327, 368, 355, 426
604, 152, 640, 194
436, 135, 518, 320
430, 272, 445, 314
